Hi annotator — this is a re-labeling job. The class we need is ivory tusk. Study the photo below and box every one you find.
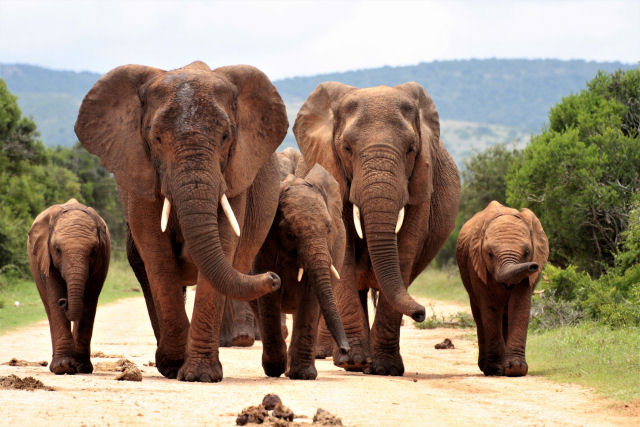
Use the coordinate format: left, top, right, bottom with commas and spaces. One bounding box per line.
220, 194, 241, 237
330, 264, 341, 280
395, 207, 405, 234
353, 204, 363, 239
297, 267, 304, 282
161, 198, 171, 232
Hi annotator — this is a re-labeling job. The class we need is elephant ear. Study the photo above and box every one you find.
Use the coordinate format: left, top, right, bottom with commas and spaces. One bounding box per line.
304, 163, 343, 228
85, 206, 112, 256
214, 65, 289, 198
276, 147, 302, 180
75, 65, 164, 200
394, 82, 442, 205
294, 82, 356, 202
519, 208, 549, 286
28, 204, 65, 276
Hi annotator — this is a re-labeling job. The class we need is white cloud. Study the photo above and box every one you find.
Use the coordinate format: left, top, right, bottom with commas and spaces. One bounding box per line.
0, 0, 638, 79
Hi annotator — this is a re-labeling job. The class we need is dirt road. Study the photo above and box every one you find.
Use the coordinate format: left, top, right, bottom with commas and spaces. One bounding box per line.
0, 293, 636, 426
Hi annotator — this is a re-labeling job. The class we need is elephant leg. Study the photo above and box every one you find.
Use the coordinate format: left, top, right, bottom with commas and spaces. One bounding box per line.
368, 291, 404, 376
478, 298, 506, 376
177, 274, 225, 382
468, 297, 487, 373
219, 298, 235, 347
126, 223, 161, 344
504, 285, 533, 377
332, 242, 371, 371
315, 316, 333, 359
254, 293, 287, 378
40, 274, 81, 375
71, 277, 104, 374
287, 284, 320, 380
230, 300, 256, 347
128, 198, 190, 379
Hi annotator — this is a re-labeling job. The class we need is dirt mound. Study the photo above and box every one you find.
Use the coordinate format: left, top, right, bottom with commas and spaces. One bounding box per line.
0, 375, 54, 391
2, 358, 48, 367
95, 359, 142, 381
236, 394, 343, 426
434, 338, 455, 349
313, 408, 342, 425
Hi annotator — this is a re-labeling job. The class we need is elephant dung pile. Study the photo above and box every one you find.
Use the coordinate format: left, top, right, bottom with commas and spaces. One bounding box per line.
434, 338, 455, 349
2, 358, 48, 367
0, 375, 55, 391
95, 358, 142, 381
235, 394, 343, 426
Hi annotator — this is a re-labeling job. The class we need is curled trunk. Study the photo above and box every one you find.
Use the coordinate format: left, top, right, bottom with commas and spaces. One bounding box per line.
172, 169, 279, 301
495, 262, 538, 286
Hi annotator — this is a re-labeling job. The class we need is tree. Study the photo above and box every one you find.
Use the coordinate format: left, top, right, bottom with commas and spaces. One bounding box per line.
506, 68, 640, 275
435, 143, 522, 265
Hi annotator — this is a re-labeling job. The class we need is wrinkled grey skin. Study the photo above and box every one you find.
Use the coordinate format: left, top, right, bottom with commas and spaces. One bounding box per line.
28, 199, 110, 375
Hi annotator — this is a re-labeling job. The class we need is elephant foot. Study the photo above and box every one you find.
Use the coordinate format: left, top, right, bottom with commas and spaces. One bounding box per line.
155, 349, 184, 379
333, 341, 371, 372
365, 352, 404, 376
74, 355, 93, 374
50, 356, 81, 375
177, 356, 223, 383
287, 364, 317, 380
504, 359, 528, 377
262, 353, 286, 378
231, 333, 255, 347
481, 363, 505, 376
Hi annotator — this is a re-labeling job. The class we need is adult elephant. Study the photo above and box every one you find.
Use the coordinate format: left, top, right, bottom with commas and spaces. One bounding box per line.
294, 82, 460, 375
75, 61, 288, 382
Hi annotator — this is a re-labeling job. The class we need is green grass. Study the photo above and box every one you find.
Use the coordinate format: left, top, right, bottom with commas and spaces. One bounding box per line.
415, 310, 475, 329
0, 258, 141, 335
527, 322, 640, 402
410, 265, 469, 304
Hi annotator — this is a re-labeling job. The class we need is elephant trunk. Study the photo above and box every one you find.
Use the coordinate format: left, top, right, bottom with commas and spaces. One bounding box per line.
495, 262, 539, 286
172, 167, 279, 301
358, 170, 425, 322
303, 241, 350, 354
63, 264, 88, 322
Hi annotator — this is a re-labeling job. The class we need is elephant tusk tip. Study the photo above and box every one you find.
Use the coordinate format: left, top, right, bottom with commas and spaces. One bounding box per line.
297, 267, 304, 282
330, 264, 341, 280
353, 204, 364, 239
161, 197, 171, 232
221, 194, 241, 237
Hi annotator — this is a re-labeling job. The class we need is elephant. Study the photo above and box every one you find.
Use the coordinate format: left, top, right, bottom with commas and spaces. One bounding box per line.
75, 61, 288, 382
27, 198, 111, 375
251, 148, 350, 380
293, 82, 460, 375
456, 201, 549, 376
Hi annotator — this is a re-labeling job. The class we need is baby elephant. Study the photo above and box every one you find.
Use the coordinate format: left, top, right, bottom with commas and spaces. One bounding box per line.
252, 149, 350, 380
28, 199, 111, 375
456, 201, 548, 377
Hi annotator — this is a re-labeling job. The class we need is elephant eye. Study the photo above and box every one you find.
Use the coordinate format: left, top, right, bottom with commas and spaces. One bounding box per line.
523, 248, 530, 258
286, 231, 296, 241
488, 251, 494, 259
407, 145, 415, 154
54, 245, 61, 255
222, 132, 229, 142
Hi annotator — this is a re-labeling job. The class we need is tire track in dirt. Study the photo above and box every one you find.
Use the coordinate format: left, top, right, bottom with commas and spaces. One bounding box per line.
0, 293, 636, 426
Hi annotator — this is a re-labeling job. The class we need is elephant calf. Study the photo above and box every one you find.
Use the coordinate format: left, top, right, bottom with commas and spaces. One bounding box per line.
28, 199, 110, 375
251, 149, 350, 380
456, 201, 548, 376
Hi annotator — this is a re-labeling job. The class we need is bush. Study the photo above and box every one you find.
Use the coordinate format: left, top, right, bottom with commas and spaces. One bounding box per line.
507, 68, 640, 275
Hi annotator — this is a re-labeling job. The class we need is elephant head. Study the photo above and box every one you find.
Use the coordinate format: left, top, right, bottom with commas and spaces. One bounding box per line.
467, 201, 549, 288
277, 162, 349, 353
28, 199, 110, 321
75, 62, 288, 300
293, 82, 445, 321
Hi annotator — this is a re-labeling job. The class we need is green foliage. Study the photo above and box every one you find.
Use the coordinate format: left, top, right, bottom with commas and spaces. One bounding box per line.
415, 308, 474, 330
410, 265, 469, 304
507, 68, 640, 275
435, 143, 522, 265
0, 79, 123, 276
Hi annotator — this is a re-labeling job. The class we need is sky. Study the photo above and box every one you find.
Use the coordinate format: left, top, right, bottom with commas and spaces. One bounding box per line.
0, 0, 638, 80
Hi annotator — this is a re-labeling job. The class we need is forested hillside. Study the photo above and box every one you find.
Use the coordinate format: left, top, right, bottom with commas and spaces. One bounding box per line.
0, 59, 632, 153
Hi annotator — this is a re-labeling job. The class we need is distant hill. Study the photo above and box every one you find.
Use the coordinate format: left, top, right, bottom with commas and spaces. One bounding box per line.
0, 59, 635, 163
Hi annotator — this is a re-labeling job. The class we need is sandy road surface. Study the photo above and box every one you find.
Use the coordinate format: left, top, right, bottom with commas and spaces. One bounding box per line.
0, 293, 636, 426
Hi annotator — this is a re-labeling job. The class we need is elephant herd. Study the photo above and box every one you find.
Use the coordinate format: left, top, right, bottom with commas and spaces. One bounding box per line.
26, 61, 548, 383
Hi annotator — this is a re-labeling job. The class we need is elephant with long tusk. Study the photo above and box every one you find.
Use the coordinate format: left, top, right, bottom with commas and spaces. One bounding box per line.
251, 148, 350, 380
75, 61, 288, 382
294, 81, 460, 376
